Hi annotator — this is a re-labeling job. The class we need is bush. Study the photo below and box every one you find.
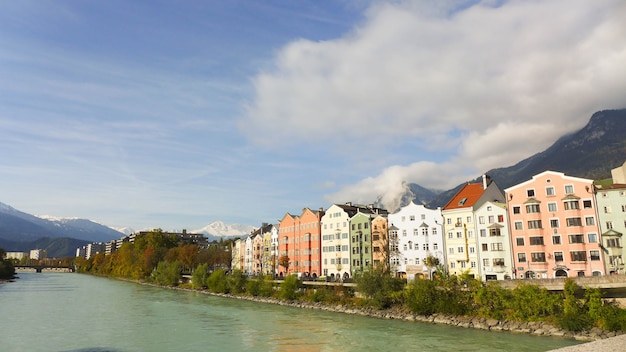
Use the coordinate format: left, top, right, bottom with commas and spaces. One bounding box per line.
151, 261, 182, 286
279, 275, 301, 300
406, 279, 437, 315
228, 269, 247, 294
206, 268, 229, 293
191, 263, 209, 289
354, 267, 405, 309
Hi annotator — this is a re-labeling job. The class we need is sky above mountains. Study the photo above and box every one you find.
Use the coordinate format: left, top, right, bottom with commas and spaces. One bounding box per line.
1, 0, 625, 231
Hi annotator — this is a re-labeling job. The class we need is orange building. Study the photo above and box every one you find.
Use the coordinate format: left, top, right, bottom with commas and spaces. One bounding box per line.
278, 208, 324, 278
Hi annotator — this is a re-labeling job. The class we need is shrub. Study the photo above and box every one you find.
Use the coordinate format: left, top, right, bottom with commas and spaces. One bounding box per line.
151, 261, 182, 286
406, 279, 437, 315
228, 269, 248, 294
279, 275, 301, 300
191, 263, 209, 289
206, 268, 229, 293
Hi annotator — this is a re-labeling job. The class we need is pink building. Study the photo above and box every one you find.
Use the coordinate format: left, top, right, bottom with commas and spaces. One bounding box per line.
505, 171, 605, 279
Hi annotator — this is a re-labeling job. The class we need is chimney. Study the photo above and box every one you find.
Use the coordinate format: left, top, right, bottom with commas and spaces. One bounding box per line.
482, 174, 491, 190
345, 202, 352, 206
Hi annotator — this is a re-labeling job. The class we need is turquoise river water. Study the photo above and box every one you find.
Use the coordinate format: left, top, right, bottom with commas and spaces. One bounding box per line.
0, 272, 582, 351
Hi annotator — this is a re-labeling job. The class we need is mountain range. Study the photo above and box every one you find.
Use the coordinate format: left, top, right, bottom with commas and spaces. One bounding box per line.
0, 202, 256, 257
421, 109, 626, 209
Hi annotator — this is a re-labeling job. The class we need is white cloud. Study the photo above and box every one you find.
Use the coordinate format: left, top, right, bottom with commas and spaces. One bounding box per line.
242, 0, 626, 207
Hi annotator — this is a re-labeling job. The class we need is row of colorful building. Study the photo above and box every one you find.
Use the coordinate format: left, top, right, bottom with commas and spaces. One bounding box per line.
231, 161, 626, 282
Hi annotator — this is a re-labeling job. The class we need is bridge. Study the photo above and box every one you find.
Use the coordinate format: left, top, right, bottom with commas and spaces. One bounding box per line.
15, 265, 75, 273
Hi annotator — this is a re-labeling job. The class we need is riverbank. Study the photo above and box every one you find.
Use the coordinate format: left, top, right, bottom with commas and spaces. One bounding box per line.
137, 280, 622, 343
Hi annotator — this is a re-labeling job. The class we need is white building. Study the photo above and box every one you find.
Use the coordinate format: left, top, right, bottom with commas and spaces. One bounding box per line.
388, 202, 444, 280
474, 200, 514, 280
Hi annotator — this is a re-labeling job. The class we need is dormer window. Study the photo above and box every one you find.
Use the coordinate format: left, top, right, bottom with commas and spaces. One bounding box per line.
458, 198, 467, 206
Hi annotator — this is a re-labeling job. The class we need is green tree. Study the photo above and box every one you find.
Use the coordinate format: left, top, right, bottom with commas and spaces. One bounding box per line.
279, 274, 301, 300
228, 269, 247, 294
0, 248, 16, 280
406, 278, 437, 315
354, 266, 405, 309
192, 263, 210, 289
151, 261, 182, 286
207, 268, 229, 293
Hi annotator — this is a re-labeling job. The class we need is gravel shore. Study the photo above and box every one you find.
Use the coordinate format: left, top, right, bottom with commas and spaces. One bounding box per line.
548, 333, 626, 351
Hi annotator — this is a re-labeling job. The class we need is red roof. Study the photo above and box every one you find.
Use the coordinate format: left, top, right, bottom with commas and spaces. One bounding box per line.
443, 183, 485, 210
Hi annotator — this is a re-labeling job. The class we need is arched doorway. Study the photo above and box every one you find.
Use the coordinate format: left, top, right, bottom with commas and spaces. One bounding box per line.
525, 271, 536, 279
342, 272, 350, 281
555, 269, 568, 278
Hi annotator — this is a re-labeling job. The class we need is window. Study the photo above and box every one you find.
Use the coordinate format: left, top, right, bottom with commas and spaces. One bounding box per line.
447, 218, 452, 225
590, 250, 601, 261
460, 261, 467, 268
566, 217, 582, 227
449, 247, 454, 254
423, 243, 429, 251
568, 234, 584, 244
550, 219, 559, 228
483, 258, 490, 267
530, 236, 544, 245
516, 237, 525, 246
585, 217, 595, 226
514, 221, 523, 230
546, 186, 555, 196
513, 206, 521, 214
607, 238, 621, 248
410, 215, 415, 221
489, 228, 501, 237
548, 203, 558, 212
415, 258, 420, 265
528, 220, 542, 229
480, 229, 487, 237
526, 204, 540, 213
448, 232, 453, 239
492, 258, 505, 266
518, 253, 527, 262
491, 243, 504, 251
413, 228, 419, 236
527, 189, 535, 197
606, 221, 614, 230
588, 233, 598, 243
469, 246, 475, 254
531, 252, 546, 262
481, 243, 488, 251
450, 262, 456, 269
488, 215, 495, 223
456, 232, 463, 238
604, 206, 612, 214
565, 185, 574, 194
554, 251, 564, 262
564, 200, 580, 210
433, 243, 438, 250
498, 214, 504, 222
402, 230, 407, 236
457, 247, 464, 253
583, 200, 592, 209
467, 216, 472, 223
570, 251, 587, 262
479, 216, 485, 224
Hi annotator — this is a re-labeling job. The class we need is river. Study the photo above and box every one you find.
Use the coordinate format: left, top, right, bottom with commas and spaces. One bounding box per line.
0, 273, 582, 351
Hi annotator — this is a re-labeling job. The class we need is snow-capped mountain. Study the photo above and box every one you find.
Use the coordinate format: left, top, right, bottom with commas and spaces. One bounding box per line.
193, 221, 254, 239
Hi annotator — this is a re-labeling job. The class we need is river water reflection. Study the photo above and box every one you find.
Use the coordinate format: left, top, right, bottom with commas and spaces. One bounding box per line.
1, 273, 581, 351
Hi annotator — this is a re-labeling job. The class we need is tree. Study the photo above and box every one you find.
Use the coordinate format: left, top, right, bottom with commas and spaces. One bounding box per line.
191, 263, 210, 289
424, 255, 440, 280
278, 255, 290, 274
354, 266, 405, 309
0, 248, 16, 280
151, 261, 182, 286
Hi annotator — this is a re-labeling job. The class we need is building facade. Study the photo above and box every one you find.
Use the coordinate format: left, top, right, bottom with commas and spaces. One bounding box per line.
505, 171, 604, 279
442, 176, 505, 278
388, 202, 444, 280
474, 200, 514, 280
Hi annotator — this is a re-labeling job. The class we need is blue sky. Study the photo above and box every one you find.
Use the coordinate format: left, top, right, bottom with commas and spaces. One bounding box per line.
1, 0, 625, 232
